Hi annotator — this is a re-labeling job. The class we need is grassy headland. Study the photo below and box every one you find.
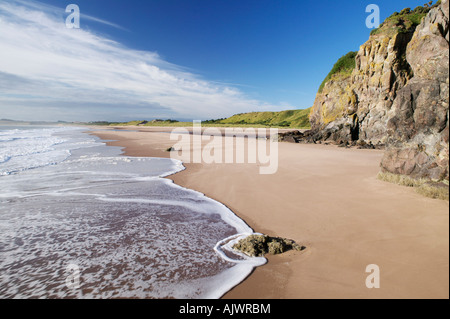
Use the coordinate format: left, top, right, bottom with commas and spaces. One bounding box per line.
105, 108, 312, 129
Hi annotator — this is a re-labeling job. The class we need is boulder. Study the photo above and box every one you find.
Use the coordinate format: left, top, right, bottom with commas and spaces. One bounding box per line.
233, 234, 306, 257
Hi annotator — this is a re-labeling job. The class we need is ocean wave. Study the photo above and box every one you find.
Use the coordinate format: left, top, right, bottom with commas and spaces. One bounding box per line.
0, 127, 264, 299
0, 127, 91, 176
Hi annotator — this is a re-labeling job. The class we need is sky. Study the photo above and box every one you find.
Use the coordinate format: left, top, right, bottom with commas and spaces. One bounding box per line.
0, 0, 430, 122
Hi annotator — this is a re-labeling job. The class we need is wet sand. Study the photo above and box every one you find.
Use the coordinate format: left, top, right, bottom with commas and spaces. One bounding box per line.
90, 127, 449, 299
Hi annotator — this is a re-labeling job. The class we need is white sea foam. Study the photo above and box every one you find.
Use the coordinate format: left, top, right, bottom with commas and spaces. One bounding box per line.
0, 127, 265, 299
0, 127, 96, 175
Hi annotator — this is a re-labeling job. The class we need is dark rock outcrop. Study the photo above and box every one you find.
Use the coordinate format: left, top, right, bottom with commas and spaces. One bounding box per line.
233, 234, 306, 257
381, 0, 449, 180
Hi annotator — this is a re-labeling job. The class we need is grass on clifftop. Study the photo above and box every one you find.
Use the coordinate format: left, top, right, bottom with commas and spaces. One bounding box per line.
317, 2, 440, 94
369, 3, 437, 36
318, 51, 357, 93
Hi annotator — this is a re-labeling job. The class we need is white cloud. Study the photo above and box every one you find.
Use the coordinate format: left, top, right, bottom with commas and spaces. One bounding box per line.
0, 0, 279, 121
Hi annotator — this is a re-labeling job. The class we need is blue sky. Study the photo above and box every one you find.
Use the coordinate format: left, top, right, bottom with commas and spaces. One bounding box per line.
0, 0, 430, 121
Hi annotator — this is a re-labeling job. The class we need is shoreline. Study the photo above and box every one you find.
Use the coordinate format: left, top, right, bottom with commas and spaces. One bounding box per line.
89, 126, 449, 299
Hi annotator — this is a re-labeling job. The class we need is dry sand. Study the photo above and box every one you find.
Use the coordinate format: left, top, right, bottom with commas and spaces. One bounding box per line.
90, 127, 449, 299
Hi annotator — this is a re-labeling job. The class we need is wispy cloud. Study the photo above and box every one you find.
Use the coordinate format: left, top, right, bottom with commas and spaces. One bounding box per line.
0, 0, 278, 121
81, 14, 128, 31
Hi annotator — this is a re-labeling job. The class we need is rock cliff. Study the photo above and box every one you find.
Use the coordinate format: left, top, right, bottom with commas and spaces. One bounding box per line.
305, 0, 449, 181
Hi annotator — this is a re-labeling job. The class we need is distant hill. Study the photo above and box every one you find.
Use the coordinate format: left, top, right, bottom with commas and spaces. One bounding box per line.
0, 119, 31, 125
0, 119, 71, 126
211, 108, 311, 129
110, 108, 312, 129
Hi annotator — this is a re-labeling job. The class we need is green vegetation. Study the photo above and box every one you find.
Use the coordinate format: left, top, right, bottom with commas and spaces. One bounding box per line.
318, 51, 358, 93
318, 1, 440, 94
110, 119, 179, 126
217, 108, 311, 128
87, 121, 112, 126
108, 107, 312, 129
369, 3, 437, 36
377, 172, 449, 201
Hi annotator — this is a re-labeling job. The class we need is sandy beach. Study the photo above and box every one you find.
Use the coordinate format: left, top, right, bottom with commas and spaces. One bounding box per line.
91, 127, 449, 299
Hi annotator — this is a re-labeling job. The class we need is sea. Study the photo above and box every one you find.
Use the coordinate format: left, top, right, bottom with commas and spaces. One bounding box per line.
0, 126, 265, 299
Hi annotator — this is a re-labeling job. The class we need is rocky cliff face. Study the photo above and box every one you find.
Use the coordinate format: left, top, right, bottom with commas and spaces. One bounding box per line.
382, 1, 449, 180
308, 0, 449, 181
